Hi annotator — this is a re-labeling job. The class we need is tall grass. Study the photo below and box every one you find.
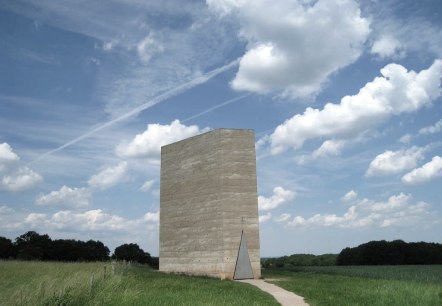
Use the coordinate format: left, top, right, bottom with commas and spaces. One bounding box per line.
263, 266, 442, 306
284, 265, 442, 283
0, 261, 279, 305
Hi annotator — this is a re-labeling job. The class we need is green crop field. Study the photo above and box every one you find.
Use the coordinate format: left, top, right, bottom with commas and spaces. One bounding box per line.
0, 261, 278, 306
263, 265, 442, 306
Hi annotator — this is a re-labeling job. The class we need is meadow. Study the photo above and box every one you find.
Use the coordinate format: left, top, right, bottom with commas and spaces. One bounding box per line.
263, 265, 442, 306
2, 261, 442, 306
0, 261, 278, 306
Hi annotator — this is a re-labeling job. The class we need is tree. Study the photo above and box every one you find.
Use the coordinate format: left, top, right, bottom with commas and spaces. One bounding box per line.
114, 243, 152, 265
0, 236, 16, 259
83, 240, 110, 261
15, 231, 52, 260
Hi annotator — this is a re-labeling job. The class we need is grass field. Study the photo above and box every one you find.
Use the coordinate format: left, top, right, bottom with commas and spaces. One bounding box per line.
263, 265, 442, 306
0, 261, 279, 306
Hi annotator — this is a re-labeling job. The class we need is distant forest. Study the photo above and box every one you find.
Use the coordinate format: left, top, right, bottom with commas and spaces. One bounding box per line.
0, 231, 158, 268
337, 240, 442, 265
262, 240, 442, 268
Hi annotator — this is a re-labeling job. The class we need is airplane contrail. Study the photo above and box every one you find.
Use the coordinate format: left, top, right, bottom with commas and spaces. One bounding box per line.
30, 59, 240, 164
182, 93, 251, 123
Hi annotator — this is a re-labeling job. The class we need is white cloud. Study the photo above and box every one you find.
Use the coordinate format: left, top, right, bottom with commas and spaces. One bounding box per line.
270, 60, 442, 154
275, 213, 291, 222
51, 209, 130, 231
116, 120, 205, 159
365, 146, 426, 177
366, 2, 442, 60
371, 34, 404, 59
259, 212, 272, 223
258, 186, 296, 211
137, 32, 164, 63
88, 161, 128, 190
402, 156, 442, 185
0, 143, 19, 170
36, 185, 92, 209
1, 167, 43, 193
289, 206, 357, 227
25, 213, 48, 226
0, 143, 42, 192
208, 0, 370, 98
419, 119, 442, 135
139, 180, 155, 192
0, 206, 157, 235
341, 190, 358, 203
289, 193, 431, 228
144, 211, 159, 223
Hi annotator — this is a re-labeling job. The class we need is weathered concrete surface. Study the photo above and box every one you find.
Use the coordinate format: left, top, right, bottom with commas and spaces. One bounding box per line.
159, 129, 260, 279
237, 279, 309, 306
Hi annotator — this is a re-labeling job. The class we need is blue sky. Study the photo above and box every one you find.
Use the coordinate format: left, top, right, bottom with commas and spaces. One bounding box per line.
0, 0, 441, 257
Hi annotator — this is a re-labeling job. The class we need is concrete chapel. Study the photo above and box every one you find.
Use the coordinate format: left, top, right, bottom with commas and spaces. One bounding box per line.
159, 129, 261, 279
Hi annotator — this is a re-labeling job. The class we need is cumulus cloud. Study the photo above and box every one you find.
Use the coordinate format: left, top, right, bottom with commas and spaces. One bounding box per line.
258, 186, 296, 211
371, 34, 404, 59
419, 119, 442, 135
207, 0, 370, 98
270, 60, 442, 154
402, 156, 442, 185
0, 143, 19, 170
341, 190, 358, 203
88, 161, 128, 190
0, 143, 42, 192
51, 209, 131, 231
289, 193, 430, 228
259, 212, 271, 223
0, 206, 158, 237
25, 213, 48, 227
365, 146, 426, 177
36, 185, 92, 209
1, 168, 43, 193
116, 120, 205, 159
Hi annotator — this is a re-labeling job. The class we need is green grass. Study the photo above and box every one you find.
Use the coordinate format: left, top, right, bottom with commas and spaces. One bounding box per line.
282, 265, 442, 283
0, 261, 279, 306
263, 266, 442, 306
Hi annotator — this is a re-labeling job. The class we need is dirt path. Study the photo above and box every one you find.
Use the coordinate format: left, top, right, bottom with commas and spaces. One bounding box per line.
237, 279, 309, 306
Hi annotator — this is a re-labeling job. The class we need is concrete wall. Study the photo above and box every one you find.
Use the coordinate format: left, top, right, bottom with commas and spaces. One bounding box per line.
159, 129, 260, 279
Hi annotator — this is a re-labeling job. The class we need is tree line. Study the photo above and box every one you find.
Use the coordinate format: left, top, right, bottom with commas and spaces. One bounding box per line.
261, 240, 442, 268
262, 253, 337, 268
0, 231, 158, 268
337, 240, 442, 265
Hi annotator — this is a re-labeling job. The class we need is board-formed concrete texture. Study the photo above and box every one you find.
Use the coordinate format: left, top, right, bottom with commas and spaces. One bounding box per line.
159, 129, 261, 279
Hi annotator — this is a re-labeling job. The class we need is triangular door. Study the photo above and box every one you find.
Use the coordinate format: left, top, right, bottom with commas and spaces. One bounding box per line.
233, 230, 254, 280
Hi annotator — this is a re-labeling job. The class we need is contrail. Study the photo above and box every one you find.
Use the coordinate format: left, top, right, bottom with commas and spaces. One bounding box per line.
30, 59, 240, 164
182, 93, 250, 123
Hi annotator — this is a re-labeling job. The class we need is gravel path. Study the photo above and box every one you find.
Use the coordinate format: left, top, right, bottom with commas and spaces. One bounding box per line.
237, 279, 309, 306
